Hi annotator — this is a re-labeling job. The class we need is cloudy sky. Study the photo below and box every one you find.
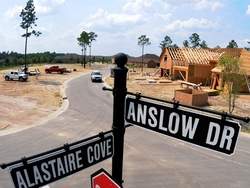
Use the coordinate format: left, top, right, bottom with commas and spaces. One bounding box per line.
0, 0, 250, 56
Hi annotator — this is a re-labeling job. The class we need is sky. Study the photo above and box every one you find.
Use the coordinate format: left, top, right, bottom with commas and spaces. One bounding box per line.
0, 0, 250, 56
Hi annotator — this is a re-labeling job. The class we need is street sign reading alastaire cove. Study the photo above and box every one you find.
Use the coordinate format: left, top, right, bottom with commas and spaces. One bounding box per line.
125, 96, 241, 155
9, 133, 113, 188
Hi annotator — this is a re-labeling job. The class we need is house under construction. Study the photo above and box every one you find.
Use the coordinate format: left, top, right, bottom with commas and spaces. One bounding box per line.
210, 48, 250, 92
159, 48, 221, 85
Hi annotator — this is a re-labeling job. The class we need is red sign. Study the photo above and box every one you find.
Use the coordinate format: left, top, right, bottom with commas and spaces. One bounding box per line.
91, 169, 121, 188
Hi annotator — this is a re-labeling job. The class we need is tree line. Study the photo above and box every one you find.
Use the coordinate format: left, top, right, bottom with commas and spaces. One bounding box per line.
0, 51, 56, 68
138, 32, 246, 52
0, 51, 111, 68
162, 33, 242, 49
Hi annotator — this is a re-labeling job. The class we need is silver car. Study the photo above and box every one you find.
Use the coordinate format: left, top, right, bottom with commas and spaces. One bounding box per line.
4, 71, 28, 81
91, 70, 102, 82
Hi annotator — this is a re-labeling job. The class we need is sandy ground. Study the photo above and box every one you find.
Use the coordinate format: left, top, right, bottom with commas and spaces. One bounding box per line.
0, 64, 90, 131
106, 68, 250, 124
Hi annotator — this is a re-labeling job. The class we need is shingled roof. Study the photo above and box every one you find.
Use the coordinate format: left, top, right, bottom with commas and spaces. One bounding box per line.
166, 47, 221, 66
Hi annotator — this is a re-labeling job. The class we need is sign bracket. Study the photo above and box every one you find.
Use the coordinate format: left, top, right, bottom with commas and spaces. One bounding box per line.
221, 111, 228, 122
99, 132, 105, 139
135, 92, 142, 100
173, 99, 180, 111
63, 143, 70, 151
21, 157, 27, 166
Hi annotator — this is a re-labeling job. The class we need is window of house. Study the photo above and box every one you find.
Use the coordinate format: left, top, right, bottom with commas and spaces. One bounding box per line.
164, 56, 167, 63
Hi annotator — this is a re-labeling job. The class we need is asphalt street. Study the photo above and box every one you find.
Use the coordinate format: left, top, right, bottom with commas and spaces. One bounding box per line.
0, 68, 250, 188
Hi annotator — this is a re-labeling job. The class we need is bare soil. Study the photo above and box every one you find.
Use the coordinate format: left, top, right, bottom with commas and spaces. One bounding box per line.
0, 64, 90, 131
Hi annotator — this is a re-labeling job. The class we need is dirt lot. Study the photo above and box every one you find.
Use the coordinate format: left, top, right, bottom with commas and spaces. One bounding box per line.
0, 64, 90, 131
106, 68, 250, 127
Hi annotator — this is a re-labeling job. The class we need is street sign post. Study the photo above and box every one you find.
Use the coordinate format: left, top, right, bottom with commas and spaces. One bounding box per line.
111, 53, 128, 187
9, 133, 113, 188
91, 169, 121, 188
125, 96, 241, 155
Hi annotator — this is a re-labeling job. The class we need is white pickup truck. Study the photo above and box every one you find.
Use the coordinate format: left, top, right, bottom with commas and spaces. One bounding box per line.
3, 71, 28, 81
91, 70, 103, 82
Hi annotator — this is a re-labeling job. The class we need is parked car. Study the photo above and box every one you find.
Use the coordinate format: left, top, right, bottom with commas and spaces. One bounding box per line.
4, 71, 28, 81
45, 66, 66, 74
28, 68, 41, 76
91, 70, 102, 82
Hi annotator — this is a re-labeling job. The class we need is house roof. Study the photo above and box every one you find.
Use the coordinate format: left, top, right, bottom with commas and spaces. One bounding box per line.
166, 47, 221, 66
211, 48, 243, 58
211, 48, 250, 75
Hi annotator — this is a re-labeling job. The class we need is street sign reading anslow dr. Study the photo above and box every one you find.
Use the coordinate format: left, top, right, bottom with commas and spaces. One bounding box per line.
125, 96, 241, 155
91, 169, 121, 188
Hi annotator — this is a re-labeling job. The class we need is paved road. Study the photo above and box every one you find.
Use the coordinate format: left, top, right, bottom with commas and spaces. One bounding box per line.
0, 69, 250, 188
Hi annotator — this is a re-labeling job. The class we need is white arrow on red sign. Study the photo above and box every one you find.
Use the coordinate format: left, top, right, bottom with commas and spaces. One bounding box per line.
91, 169, 121, 188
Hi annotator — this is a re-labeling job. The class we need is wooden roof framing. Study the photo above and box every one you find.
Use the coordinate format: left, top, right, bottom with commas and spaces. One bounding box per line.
166, 47, 221, 66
